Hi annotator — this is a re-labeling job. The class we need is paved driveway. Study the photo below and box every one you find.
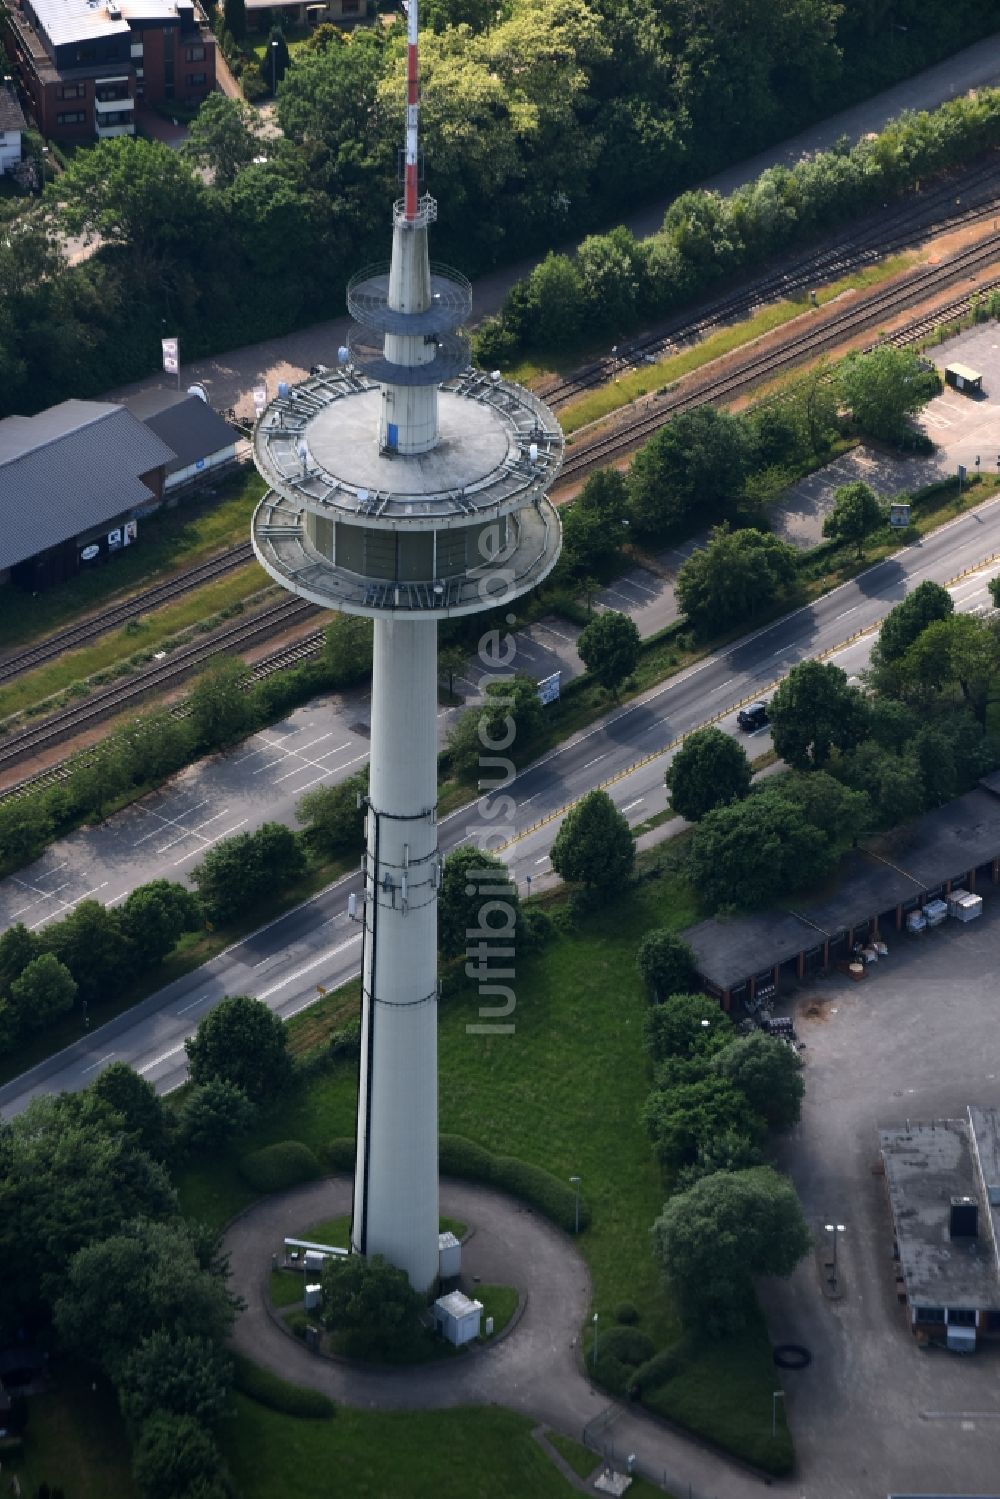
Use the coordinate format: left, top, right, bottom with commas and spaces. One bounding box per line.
759, 892, 1000, 1499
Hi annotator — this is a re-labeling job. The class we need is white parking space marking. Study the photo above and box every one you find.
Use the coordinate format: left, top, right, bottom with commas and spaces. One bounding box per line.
132, 798, 212, 847
170, 819, 249, 869
21, 879, 110, 930
156, 808, 235, 855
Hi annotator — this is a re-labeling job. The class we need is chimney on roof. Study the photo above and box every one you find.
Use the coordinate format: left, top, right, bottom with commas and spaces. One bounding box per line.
950, 1196, 979, 1238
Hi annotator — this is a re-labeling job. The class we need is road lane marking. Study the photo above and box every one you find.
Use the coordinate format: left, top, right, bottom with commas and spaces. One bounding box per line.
622, 798, 645, 812
138, 1044, 185, 1076
254, 935, 362, 1002
81, 1053, 115, 1074
177, 993, 213, 1015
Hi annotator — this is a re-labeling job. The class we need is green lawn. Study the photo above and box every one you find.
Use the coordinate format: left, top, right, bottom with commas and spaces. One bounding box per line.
271, 1267, 306, 1307
176, 853, 792, 1471
546, 1430, 597, 1479
0, 467, 265, 654
552, 252, 918, 435
223, 1397, 599, 1498
13, 1364, 136, 1499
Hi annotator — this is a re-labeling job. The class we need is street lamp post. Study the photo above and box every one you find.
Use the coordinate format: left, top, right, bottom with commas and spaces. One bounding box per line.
570, 1175, 582, 1235
525, 873, 532, 899
592, 1312, 599, 1368
271, 38, 279, 95
824, 1222, 846, 1288
772, 1390, 784, 1438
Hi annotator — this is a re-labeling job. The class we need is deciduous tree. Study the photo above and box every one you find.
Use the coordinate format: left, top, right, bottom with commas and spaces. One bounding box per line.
121, 880, 202, 968
635, 931, 697, 1005
551, 789, 634, 893
118, 1331, 232, 1431
92, 1061, 170, 1160
711, 1031, 804, 1130
185, 94, 257, 185
438, 845, 519, 961
185, 993, 293, 1101
821, 480, 885, 557
838, 346, 939, 442
296, 770, 368, 858
676, 525, 798, 637
666, 727, 751, 820
192, 821, 305, 925
642, 990, 731, 1059
643, 1075, 761, 1170
652, 1167, 811, 1334
768, 659, 869, 769
687, 792, 836, 909
577, 609, 641, 694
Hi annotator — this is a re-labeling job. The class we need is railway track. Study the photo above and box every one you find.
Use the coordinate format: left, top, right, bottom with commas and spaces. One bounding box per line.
0, 541, 258, 686
538, 153, 1000, 410
0, 626, 327, 805
4, 159, 998, 699
559, 229, 1000, 483
0, 595, 318, 775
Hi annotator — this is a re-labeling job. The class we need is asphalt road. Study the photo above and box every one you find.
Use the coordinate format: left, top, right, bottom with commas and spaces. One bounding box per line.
2, 492, 1000, 1117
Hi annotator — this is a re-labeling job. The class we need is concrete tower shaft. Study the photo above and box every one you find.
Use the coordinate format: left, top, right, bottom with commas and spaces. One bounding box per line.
353, 618, 439, 1287
249, 0, 564, 1294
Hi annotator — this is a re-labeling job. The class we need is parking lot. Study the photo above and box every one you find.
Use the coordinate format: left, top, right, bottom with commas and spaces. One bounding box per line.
758, 889, 1000, 1499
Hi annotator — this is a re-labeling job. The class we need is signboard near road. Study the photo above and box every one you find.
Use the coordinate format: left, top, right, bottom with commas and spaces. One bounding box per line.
538, 672, 561, 705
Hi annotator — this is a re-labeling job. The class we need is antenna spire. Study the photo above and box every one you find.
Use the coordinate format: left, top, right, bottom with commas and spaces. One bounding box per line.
404, 0, 420, 220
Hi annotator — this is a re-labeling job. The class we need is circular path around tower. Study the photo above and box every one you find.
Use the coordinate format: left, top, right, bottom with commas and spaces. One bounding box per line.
223, 1175, 594, 1422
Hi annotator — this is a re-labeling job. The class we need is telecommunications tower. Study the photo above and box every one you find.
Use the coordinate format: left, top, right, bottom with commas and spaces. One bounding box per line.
250, 0, 564, 1291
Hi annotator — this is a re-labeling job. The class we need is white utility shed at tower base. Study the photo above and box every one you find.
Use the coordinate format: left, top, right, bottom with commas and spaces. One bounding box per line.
433, 1290, 482, 1346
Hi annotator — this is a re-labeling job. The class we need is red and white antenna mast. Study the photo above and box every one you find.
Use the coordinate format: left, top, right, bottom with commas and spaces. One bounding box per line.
404, 0, 420, 220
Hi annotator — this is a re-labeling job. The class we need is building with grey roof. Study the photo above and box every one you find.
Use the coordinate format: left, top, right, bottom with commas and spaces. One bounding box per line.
881, 1107, 1000, 1350
682, 783, 1000, 1010
0, 398, 174, 589
120, 388, 239, 494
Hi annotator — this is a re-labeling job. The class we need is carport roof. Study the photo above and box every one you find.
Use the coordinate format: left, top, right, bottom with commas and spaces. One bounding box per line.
682, 910, 825, 992
875, 787, 1000, 889
684, 786, 1000, 992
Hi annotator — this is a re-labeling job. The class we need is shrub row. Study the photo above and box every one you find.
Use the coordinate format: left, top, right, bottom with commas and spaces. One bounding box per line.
480, 87, 1000, 366
230, 1351, 335, 1419
324, 1134, 590, 1233
240, 1140, 323, 1194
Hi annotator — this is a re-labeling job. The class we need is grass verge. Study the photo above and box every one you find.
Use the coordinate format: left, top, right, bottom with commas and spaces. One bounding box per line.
11, 1363, 136, 1498
545, 1430, 597, 1479
222, 1397, 600, 1498
557, 253, 917, 434
0, 467, 265, 654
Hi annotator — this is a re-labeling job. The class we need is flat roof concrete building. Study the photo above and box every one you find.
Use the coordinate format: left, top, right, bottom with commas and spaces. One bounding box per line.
881, 1107, 1000, 1349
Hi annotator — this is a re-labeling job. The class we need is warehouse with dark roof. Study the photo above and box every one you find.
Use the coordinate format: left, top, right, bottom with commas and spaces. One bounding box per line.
120, 389, 239, 494
0, 399, 176, 589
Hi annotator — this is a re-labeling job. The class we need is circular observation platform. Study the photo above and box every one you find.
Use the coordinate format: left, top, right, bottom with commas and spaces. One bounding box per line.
347, 261, 472, 337
252, 367, 564, 528
346, 327, 470, 386
251, 368, 564, 621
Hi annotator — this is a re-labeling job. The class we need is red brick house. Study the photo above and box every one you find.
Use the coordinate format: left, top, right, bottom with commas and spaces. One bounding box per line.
2, 0, 216, 143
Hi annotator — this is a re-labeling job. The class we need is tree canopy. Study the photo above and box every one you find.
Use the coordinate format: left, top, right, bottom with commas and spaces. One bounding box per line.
438, 845, 519, 961
666, 727, 751, 820
821, 480, 885, 557
711, 1031, 804, 1131
185, 993, 293, 1101
577, 609, 641, 693
635, 931, 697, 1005
838, 346, 939, 442
768, 659, 869, 769
652, 1167, 811, 1334
551, 789, 634, 893
872, 579, 953, 667
677, 525, 798, 637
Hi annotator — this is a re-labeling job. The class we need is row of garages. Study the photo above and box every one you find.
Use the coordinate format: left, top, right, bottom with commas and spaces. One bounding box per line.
683, 772, 1000, 1012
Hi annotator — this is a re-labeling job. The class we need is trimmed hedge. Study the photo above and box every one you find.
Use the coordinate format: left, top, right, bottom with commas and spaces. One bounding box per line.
325, 1133, 592, 1233
631, 1345, 686, 1392
231, 1352, 334, 1419
441, 1134, 591, 1233
240, 1140, 322, 1193
326, 1136, 356, 1171
592, 1325, 656, 1395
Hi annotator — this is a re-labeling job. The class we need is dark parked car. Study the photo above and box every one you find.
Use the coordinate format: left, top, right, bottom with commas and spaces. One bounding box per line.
737, 701, 769, 732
